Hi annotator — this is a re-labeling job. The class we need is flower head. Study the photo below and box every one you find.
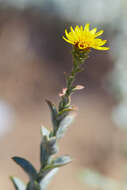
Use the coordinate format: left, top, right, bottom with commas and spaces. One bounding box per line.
63, 24, 109, 51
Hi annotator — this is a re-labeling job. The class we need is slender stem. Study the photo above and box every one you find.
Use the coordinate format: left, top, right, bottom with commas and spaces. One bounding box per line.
58, 48, 89, 112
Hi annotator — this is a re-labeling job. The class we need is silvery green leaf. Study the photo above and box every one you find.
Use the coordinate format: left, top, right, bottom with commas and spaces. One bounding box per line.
52, 156, 72, 167
40, 137, 49, 166
56, 114, 74, 139
40, 137, 58, 166
10, 177, 26, 190
40, 168, 59, 190
46, 100, 58, 132
12, 157, 38, 180
48, 137, 58, 155
40, 156, 72, 173
41, 126, 50, 138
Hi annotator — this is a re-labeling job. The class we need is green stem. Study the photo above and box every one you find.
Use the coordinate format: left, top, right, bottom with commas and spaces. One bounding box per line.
58, 47, 90, 112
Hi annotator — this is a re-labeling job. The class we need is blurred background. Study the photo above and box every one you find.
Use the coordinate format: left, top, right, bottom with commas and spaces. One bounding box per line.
0, 0, 127, 190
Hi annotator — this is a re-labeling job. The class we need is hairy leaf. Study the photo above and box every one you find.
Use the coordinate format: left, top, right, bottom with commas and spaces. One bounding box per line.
41, 126, 50, 138
40, 137, 49, 166
40, 155, 72, 173
56, 114, 74, 139
48, 137, 58, 155
46, 100, 58, 132
10, 177, 26, 190
40, 137, 58, 167
40, 168, 59, 190
52, 156, 72, 167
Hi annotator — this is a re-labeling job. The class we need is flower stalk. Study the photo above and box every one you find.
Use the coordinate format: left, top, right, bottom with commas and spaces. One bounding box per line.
59, 47, 90, 112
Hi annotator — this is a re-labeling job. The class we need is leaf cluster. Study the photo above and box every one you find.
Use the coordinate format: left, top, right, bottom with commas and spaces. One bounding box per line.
11, 99, 75, 190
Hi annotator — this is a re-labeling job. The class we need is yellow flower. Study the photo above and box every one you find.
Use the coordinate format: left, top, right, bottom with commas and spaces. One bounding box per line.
63, 24, 109, 51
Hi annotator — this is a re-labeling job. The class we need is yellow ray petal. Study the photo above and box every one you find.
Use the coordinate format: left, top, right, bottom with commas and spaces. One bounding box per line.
65, 29, 75, 41
70, 26, 74, 33
62, 36, 74, 45
90, 28, 97, 34
65, 29, 70, 39
93, 46, 110, 50
95, 39, 107, 46
99, 40, 107, 46
84, 24, 90, 32
80, 25, 83, 31
75, 25, 80, 32
95, 30, 104, 37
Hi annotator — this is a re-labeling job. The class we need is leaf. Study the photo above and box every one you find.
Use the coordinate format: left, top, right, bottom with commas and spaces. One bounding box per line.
41, 126, 50, 138
12, 157, 38, 180
46, 100, 58, 132
57, 108, 74, 121
40, 155, 72, 172
39, 155, 71, 182
10, 177, 26, 190
72, 85, 85, 91
52, 156, 72, 167
40, 137, 49, 166
48, 137, 58, 155
56, 114, 75, 139
40, 168, 59, 190
40, 137, 58, 166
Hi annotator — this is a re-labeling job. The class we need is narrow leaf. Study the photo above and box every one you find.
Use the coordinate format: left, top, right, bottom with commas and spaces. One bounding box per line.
52, 156, 72, 167
41, 126, 50, 138
40, 168, 59, 190
48, 137, 58, 155
12, 157, 38, 180
40, 137, 58, 166
41, 156, 72, 172
56, 114, 75, 139
10, 177, 26, 190
40, 137, 49, 166
46, 100, 58, 132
